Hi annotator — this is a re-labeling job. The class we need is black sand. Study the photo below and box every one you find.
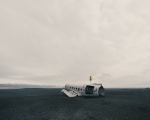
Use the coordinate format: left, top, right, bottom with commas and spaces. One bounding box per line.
0, 88, 150, 120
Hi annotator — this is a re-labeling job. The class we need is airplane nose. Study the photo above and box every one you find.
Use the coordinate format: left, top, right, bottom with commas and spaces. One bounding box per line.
99, 86, 105, 97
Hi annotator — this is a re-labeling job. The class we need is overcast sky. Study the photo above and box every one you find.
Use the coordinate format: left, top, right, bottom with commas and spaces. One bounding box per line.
0, 0, 150, 87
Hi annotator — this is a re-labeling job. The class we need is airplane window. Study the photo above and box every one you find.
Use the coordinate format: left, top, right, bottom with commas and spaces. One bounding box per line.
81, 89, 82, 91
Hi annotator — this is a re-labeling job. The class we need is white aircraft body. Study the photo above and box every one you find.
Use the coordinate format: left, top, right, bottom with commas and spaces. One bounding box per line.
61, 83, 105, 97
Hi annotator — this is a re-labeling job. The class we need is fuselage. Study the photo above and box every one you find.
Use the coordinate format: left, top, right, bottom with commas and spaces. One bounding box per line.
61, 83, 105, 97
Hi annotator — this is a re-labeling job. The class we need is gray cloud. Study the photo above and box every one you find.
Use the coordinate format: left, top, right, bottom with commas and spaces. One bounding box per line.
0, 0, 150, 87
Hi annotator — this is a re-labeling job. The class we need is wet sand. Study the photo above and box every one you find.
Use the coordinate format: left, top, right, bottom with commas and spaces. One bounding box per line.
0, 88, 150, 120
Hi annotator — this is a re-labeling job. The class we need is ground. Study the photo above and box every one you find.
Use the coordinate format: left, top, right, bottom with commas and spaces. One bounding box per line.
0, 88, 150, 120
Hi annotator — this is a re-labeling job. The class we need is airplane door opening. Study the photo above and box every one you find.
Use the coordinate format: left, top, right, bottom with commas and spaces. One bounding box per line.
85, 86, 94, 94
